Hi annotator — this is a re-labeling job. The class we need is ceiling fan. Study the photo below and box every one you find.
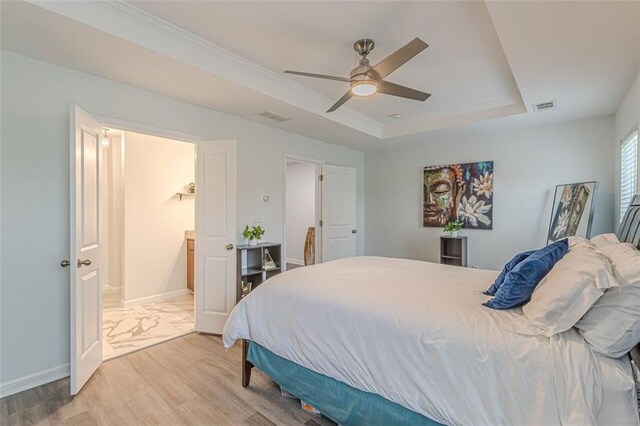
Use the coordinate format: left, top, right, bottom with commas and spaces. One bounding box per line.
284, 38, 431, 113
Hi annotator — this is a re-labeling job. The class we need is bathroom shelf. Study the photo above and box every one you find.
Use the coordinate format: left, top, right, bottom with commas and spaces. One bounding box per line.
176, 192, 195, 201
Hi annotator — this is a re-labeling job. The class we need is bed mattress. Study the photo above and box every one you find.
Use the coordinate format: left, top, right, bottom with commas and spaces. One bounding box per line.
223, 256, 638, 425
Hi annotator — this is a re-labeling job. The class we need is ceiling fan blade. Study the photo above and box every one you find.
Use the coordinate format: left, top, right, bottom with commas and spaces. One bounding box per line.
284, 70, 350, 82
378, 81, 431, 101
370, 38, 428, 79
327, 91, 353, 112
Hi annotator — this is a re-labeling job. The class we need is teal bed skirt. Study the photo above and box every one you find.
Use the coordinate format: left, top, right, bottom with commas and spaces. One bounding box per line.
247, 342, 444, 426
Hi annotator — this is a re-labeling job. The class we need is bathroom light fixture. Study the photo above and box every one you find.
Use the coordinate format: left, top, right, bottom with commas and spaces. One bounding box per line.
101, 129, 111, 147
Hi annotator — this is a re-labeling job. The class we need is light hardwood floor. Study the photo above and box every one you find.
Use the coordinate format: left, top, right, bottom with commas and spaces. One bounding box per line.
1, 333, 335, 425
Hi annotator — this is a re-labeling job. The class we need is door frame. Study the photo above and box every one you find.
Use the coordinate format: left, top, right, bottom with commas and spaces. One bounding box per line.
282, 154, 323, 269
71, 112, 237, 361
96, 116, 203, 308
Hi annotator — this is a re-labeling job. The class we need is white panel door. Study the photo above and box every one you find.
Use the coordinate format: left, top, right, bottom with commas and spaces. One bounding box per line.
321, 165, 357, 262
70, 106, 103, 394
195, 140, 237, 334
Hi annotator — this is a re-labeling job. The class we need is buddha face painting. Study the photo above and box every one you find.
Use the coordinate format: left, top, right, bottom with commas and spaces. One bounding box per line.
423, 165, 465, 227
422, 161, 494, 229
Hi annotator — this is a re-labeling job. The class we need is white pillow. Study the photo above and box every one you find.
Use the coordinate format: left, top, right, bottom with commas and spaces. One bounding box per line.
567, 236, 591, 249
576, 243, 640, 357
523, 243, 618, 337
599, 243, 640, 285
590, 233, 620, 250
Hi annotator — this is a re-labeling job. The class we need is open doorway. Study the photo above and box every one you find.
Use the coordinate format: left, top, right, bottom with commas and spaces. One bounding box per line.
100, 128, 196, 360
284, 156, 321, 270
70, 106, 238, 393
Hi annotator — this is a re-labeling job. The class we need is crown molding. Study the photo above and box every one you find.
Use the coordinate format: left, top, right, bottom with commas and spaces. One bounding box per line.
27, 0, 529, 141
28, 0, 384, 138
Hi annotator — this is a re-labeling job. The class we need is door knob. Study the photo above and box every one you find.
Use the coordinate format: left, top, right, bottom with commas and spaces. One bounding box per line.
77, 259, 91, 267
60, 260, 70, 268
352, 229, 357, 234
226, 243, 234, 251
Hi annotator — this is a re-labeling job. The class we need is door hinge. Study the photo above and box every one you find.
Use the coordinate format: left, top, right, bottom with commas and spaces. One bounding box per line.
319, 220, 323, 227
319, 174, 324, 182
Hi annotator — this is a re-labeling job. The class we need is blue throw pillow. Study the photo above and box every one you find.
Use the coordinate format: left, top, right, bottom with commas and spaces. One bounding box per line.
484, 239, 569, 310
484, 250, 536, 296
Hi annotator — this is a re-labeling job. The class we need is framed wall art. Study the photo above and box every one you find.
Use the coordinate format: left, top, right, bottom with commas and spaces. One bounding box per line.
423, 161, 494, 229
547, 181, 598, 243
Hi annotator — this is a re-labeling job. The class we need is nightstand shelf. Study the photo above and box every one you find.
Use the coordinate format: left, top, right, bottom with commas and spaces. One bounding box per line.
236, 242, 282, 303
440, 236, 467, 267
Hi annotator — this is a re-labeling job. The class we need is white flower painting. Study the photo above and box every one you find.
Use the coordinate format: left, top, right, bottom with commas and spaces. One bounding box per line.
473, 172, 493, 198
458, 195, 493, 227
547, 182, 598, 243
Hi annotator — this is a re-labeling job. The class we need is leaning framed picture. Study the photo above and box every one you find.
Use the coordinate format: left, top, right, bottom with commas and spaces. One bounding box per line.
547, 181, 598, 244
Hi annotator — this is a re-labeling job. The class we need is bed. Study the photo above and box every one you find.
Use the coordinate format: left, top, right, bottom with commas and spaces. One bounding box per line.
223, 196, 640, 425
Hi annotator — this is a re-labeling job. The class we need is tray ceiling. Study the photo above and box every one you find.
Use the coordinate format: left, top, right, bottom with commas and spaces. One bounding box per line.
1, 1, 637, 149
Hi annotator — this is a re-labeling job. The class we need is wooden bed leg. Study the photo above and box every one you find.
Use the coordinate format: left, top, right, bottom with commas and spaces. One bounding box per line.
241, 339, 254, 387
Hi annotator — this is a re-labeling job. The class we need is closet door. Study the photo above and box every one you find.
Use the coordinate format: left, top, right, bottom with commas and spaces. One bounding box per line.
321, 165, 357, 262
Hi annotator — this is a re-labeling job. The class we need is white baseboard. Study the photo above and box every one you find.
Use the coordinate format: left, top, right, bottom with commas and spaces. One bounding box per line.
286, 258, 304, 265
103, 283, 122, 294
123, 288, 191, 307
0, 363, 69, 399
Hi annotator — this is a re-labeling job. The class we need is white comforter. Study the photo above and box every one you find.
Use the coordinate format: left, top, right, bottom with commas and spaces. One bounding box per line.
223, 257, 605, 425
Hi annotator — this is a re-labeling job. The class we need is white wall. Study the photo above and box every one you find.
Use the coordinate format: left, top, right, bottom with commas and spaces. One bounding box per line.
286, 161, 316, 264
365, 116, 616, 270
122, 132, 195, 303
0, 51, 364, 393
614, 71, 639, 224
107, 133, 125, 291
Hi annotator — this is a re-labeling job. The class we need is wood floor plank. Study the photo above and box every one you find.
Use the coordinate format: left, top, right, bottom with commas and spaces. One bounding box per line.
173, 397, 233, 425
124, 350, 198, 407
241, 411, 278, 426
1, 333, 336, 426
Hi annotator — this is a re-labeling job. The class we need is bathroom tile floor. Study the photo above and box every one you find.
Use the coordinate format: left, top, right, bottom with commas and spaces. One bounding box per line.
102, 293, 195, 359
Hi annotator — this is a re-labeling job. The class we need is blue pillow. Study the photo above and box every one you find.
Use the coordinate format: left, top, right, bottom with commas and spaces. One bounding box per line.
484, 250, 536, 296
484, 239, 569, 310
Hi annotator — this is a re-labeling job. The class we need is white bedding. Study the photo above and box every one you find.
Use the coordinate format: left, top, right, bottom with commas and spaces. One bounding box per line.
223, 256, 636, 425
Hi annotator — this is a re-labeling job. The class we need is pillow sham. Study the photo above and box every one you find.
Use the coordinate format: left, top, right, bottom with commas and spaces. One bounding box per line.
567, 236, 590, 249
576, 244, 640, 358
483, 239, 569, 310
590, 233, 620, 250
484, 250, 536, 296
599, 243, 640, 285
522, 243, 617, 336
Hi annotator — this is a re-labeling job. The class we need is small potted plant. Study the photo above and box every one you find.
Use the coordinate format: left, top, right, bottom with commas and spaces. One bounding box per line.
443, 220, 463, 237
251, 225, 265, 245
243, 225, 266, 246
242, 225, 253, 245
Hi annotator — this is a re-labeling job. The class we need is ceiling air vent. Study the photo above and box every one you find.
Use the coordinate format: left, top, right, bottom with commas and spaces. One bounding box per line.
257, 111, 291, 122
532, 101, 557, 111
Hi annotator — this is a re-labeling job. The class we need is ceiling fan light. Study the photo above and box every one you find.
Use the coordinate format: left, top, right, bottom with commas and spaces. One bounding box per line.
351, 81, 378, 97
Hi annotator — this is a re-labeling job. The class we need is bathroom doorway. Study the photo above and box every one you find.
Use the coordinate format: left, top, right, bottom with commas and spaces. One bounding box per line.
100, 129, 196, 360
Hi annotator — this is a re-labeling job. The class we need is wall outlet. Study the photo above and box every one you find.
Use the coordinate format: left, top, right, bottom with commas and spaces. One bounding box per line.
251, 217, 263, 226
